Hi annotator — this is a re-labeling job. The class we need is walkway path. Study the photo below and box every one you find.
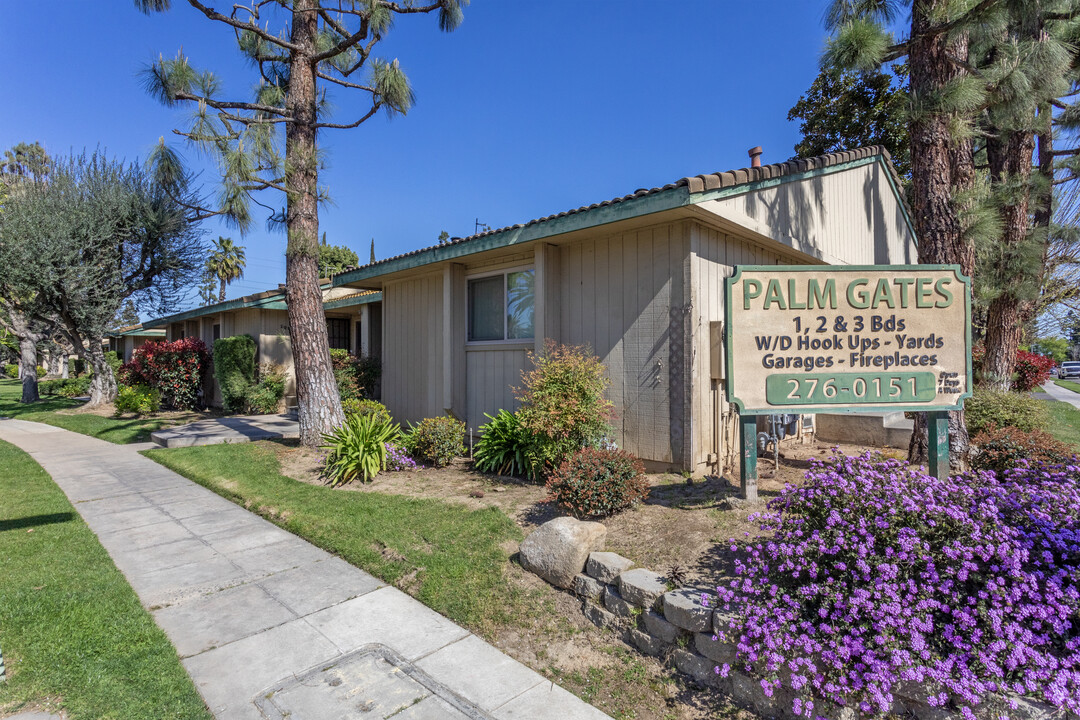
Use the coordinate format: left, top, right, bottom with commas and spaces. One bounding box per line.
150, 413, 299, 448
1040, 380, 1080, 410
0, 418, 609, 720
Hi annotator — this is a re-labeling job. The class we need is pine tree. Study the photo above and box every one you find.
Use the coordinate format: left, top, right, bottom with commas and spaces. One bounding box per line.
135, 0, 467, 446
824, 0, 1080, 465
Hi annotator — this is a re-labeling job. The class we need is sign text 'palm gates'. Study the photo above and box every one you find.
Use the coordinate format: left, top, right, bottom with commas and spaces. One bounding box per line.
724, 265, 972, 498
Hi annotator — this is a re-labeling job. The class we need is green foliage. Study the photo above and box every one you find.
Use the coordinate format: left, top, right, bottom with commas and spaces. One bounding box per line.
545, 447, 649, 519
823, 18, 893, 72
205, 236, 245, 302
515, 341, 613, 477
104, 350, 122, 375
331, 348, 380, 401
321, 412, 401, 486
318, 240, 359, 277
39, 376, 91, 398
69, 357, 86, 376
247, 364, 287, 414
403, 416, 465, 468
342, 397, 391, 424
213, 335, 257, 412
1030, 336, 1069, 363
970, 424, 1073, 475
5, 363, 18, 379
35, 365, 46, 378
473, 409, 536, 478
965, 386, 1051, 435
114, 384, 162, 416
788, 66, 910, 179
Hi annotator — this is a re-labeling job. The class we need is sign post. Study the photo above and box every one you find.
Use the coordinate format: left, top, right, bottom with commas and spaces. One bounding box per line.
725, 265, 972, 493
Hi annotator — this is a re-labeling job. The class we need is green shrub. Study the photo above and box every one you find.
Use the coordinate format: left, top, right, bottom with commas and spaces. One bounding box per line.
403, 416, 466, 468
342, 398, 391, 424
39, 376, 91, 398
971, 424, 1073, 474
515, 341, 613, 476
545, 447, 649, 518
35, 365, 46, 378
473, 409, 537, 478
331, 348, 381, 401
114, 384, 161, 416
213, 335, 257, 413
68, 357, 86, 377
104, 351, 122, 375
4, 363, 19, 379
247, 364, 287, 414
965, 386, 1050, 435
321, 413, 401, 486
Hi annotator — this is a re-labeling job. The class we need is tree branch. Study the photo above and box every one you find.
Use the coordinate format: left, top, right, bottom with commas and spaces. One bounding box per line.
314, 69, 375, 92
315, 104, 380, 130
173, 91, 289, 117
184, 0, 301, 51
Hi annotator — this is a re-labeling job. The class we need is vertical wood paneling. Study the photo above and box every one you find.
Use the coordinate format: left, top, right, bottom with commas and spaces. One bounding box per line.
383, 273, 444, 425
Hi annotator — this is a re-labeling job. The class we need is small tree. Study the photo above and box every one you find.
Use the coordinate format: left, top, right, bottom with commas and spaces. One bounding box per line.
318, 237, 359, 277
0, 151, 205, 405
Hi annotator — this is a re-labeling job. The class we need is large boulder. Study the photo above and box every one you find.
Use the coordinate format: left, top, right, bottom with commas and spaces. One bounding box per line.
518, 517, 607, 589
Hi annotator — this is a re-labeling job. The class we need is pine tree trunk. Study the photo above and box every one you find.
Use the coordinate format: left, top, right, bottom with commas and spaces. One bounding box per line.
285, 0, 345, 446
85, 338, 118, 407
19, 335, 39, 404
906, 10, 974, 468
982, 126, 1036, 391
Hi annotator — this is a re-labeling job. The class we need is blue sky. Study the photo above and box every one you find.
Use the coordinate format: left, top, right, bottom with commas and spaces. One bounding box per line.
1, 2, 843, 312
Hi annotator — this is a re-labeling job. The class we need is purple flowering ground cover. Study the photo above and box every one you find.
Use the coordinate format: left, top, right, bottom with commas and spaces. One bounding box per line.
711, 452, 1080, 718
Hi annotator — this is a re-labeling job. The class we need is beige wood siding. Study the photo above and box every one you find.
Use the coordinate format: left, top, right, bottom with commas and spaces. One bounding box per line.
697, 161, 916, 267
556, 222, 691, 465
465, 346, 529, 431
689, 222, 810, 474
382, 273, 444, 424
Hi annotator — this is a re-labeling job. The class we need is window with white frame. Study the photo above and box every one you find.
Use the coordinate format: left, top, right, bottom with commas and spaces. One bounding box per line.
468, 269, 535, 342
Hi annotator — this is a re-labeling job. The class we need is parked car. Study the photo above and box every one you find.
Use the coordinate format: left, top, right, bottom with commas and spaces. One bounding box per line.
1060, 361, 1080, 380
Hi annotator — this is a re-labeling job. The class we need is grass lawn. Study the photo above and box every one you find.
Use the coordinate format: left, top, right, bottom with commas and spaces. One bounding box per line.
0, 439, 211, 719
1042, 399, 1080, 450
0, 378, 174, 444
1054, 378, 1080, 394
146, 442, 527, 629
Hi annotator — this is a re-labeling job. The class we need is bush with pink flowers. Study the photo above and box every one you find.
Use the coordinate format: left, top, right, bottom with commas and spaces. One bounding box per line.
711, 452, 1080, 718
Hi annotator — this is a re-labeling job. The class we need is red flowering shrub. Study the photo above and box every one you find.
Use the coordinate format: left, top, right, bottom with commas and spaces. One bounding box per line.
124, 338, 208, 409
545, 448, 648, 518
971, 424, 1073, 474
1013, 349, 1054, 391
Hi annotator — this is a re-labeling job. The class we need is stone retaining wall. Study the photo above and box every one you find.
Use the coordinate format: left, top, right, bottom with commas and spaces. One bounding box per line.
558, 550, 1067, 720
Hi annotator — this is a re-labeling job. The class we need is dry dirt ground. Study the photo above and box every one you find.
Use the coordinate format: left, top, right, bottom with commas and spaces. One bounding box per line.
270, 438, 891, 720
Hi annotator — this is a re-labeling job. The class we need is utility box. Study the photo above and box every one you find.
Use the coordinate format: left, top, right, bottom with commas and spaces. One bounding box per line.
710, 321, 724, 380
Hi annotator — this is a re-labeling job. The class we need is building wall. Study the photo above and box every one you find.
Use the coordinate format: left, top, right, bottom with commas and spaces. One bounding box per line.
698, 160, 916, 267
381, 272, 445, 424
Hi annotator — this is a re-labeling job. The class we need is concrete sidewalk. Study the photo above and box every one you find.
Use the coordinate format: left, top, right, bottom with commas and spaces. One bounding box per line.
1041, 380, 1080, 409
150, 413, 299, 448
0, 418, 609, 720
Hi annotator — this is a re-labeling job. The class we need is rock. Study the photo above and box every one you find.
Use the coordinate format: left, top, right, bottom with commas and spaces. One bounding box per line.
586, 551, 634, 584
713, 609, 739, 635
642, 609, 682, 644
672, 648, 715, 686
518, 517, 606, 589
572, 573, 604, 600
582, 602, 617, 630
663, 588, 713, 632
732, 672, 757, 706
618, 568, 669, 609
603, 585, 635, 617
695, 633, 737, 664
628, 628, 665, 657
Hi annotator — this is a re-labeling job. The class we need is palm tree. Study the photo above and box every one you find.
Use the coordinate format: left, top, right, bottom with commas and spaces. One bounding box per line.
206, 237, 246, 303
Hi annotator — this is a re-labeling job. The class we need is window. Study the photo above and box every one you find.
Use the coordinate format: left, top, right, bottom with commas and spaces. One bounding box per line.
468, 269, 535, 342
212, 324, 221, 342
326, 318, 350, 350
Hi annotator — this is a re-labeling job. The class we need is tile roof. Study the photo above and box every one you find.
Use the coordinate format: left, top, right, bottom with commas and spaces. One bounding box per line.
331, 145, 907, 283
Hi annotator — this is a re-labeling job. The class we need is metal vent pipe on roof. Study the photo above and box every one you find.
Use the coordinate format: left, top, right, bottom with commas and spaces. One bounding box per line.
748, 146, 763, 168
